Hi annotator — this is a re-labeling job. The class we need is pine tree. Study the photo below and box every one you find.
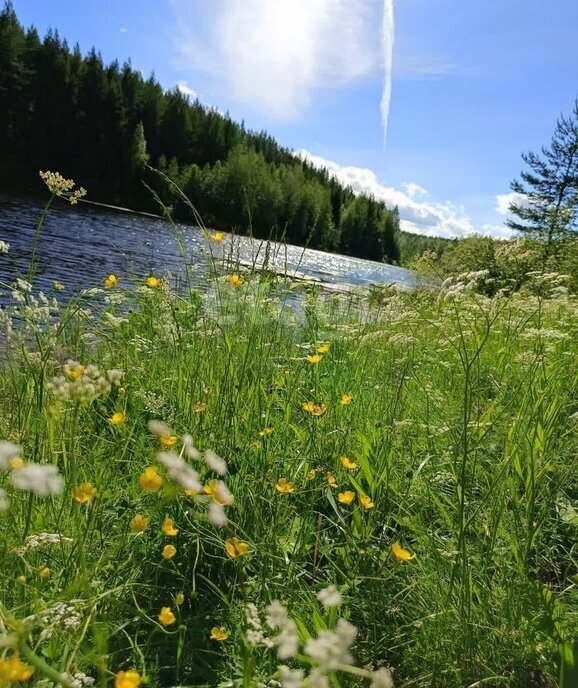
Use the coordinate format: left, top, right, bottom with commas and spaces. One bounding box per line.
507, 100, 578, 256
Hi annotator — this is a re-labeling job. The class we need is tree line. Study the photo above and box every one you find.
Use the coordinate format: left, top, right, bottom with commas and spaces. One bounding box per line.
0, 1, 432, 264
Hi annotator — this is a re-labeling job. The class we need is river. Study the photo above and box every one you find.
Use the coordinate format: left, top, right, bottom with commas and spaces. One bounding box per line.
0, 195, 417, 295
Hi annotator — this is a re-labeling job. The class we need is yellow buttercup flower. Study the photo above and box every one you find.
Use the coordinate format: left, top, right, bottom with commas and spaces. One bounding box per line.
340, 456, 358, 470
104, 274, 118, 289
210, 626, 230, 641
162, 544, 177, 560
325, 472, 337, 487
129, 514, 149, 532
229, 274, 244, 287
0, 652, 34, 684
391, 542, 416, 561
203, 479, 229, 505
160, 435, 177, 448
139, 466, 163, 493
259, 427, 274, 437
115, 669, 141, 688
185, 487, 200, 497
10, 457, 24, 469
39, 566, 51, 579
108, 411, 127, 425
340, 393, 353, 406
176, 593, 185, 606
194, 402, 207, 413
66, 363, 85, 379
360, 495, 375, 509
118, 387, 126, 396
203, 386, 212, 394
316, 343, 330, 354
158, 607, 176, 626
338, 491, 356, 505
225, 537, 248, 558
302, 401, 328, 416
162, 517, 179, 536
16, 575, 26, 585
145, 276, 160, 288
275, 478, 295, 494
306, 468, 317, 480
72, 482, 98, 504
211, 232, 225, 242
306, 354, 323, 364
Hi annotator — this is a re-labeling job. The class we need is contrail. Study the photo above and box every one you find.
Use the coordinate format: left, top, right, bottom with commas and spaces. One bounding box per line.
381, 0, 395, 145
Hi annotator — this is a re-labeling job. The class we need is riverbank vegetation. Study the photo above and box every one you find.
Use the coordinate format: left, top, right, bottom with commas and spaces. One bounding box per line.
1, 176, 577, 688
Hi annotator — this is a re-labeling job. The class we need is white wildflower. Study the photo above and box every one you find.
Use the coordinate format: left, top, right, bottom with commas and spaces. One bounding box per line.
14, 532, 74, 555
15, 278, 32, 293
266, 601, 289, 629
208, 502, 228, 528
148, 420, 173, 437
205, 449, 227, 475
278, 666, 304, 688
0, 240, 9, 254
157, 451, 202, 492
53, 281, 65, 292
266, 601, 299, 659
106, 369, 123, 385
304, 619, 357, 670
370, 668, 394, 688
11, 463, 63, 497
316, 585, 342, 609
308, 669, 330, 688
183, 434, 201, 460
0, 440, 21, 471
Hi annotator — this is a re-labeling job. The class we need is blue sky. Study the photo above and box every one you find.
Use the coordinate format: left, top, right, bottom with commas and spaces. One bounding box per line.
11, 0, 578, 238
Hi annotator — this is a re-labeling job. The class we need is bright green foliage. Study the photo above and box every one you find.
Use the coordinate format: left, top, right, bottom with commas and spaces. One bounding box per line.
0, 198, 577, 687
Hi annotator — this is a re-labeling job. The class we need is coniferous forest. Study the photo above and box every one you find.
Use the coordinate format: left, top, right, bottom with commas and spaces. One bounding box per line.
0, 1, 452, 264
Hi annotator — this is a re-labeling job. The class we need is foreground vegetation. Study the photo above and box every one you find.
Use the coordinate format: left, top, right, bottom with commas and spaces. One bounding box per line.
1, 179, 577, 688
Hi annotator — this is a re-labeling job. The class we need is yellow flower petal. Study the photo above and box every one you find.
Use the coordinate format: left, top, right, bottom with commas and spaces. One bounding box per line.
162, 517, 179, 536
158, 607, 176, 625
338, 491, 356, 504
391, 542, 415, 561
210, 626, 230, 641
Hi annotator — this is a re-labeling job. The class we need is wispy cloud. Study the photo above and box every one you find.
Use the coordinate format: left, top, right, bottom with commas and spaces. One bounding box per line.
495, 191, 527, 215
176, 81, 198, 100
170, 0, 382, 120
119, 27, 128, 33
299, 150, 513, 239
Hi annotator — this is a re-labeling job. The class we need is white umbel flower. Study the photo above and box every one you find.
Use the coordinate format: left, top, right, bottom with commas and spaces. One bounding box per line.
304, 619, 357, 670
11, 463, 63, 497
370, 668, 394, 688
0, 240, 9, 254
157, 451, 202, 492
278, 666, 304, 688
0, 440, 21, 471
316, 585, 342, 608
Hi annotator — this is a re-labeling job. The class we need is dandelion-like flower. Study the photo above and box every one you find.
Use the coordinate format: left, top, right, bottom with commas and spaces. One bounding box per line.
11, 463, 63, 497
108, 411, 127, 426
64, 361, 85, 379
162, 517, 179, 536
139, 466, 163, 493
210, 626, 230, 641
391, 542, 415, 561
229, 274, 244, 287
360, 495, 375, 509
72, 482, 97, 504
340, 456, 357, 470
211, 232, 225, 242
259, 427, 274, 437
129, 514, 149, 532
0, 652, 35, 684
338, 491, 355, 505
162, 544, 177, 559
203, 479, 234, 505
114, 670, 141, 688
145, 276, 160, 288
302, 402, 327, 417
316, 343, 330, 354
104, 275, 118, 289
306, 354, 323, 364
225, 537, 248, 558
194, 402, 207, 413
340, 393, 353, 406
275, 478, 295, 494
325, 472, 337, 488
158, 607, 176, 625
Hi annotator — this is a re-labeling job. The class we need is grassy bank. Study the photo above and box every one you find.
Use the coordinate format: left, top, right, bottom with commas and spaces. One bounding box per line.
1, 185, 577, 688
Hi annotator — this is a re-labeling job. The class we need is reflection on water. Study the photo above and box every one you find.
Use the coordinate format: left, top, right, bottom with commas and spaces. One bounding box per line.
0, 195, 417, 294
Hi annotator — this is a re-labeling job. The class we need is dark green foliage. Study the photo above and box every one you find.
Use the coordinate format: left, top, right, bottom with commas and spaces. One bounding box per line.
507, 99, 578, 257
0, 1, 442, 265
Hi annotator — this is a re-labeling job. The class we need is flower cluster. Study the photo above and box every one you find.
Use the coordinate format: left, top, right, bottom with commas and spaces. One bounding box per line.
39, 171, 87, 204
46, 361, 123, 402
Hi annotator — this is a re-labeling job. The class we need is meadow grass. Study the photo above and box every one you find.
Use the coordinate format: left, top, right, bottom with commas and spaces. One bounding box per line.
0, 183, 577, 688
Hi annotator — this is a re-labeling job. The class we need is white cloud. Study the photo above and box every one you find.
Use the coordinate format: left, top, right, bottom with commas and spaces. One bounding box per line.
119, 27, 128, 33
171, 0, 382, 120
298, 150, 513, 239
495, 191, 527, 216
176, 80, 198, 100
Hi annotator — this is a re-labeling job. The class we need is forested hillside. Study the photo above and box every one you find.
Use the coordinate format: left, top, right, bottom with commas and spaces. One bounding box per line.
0, 1, 453, 264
